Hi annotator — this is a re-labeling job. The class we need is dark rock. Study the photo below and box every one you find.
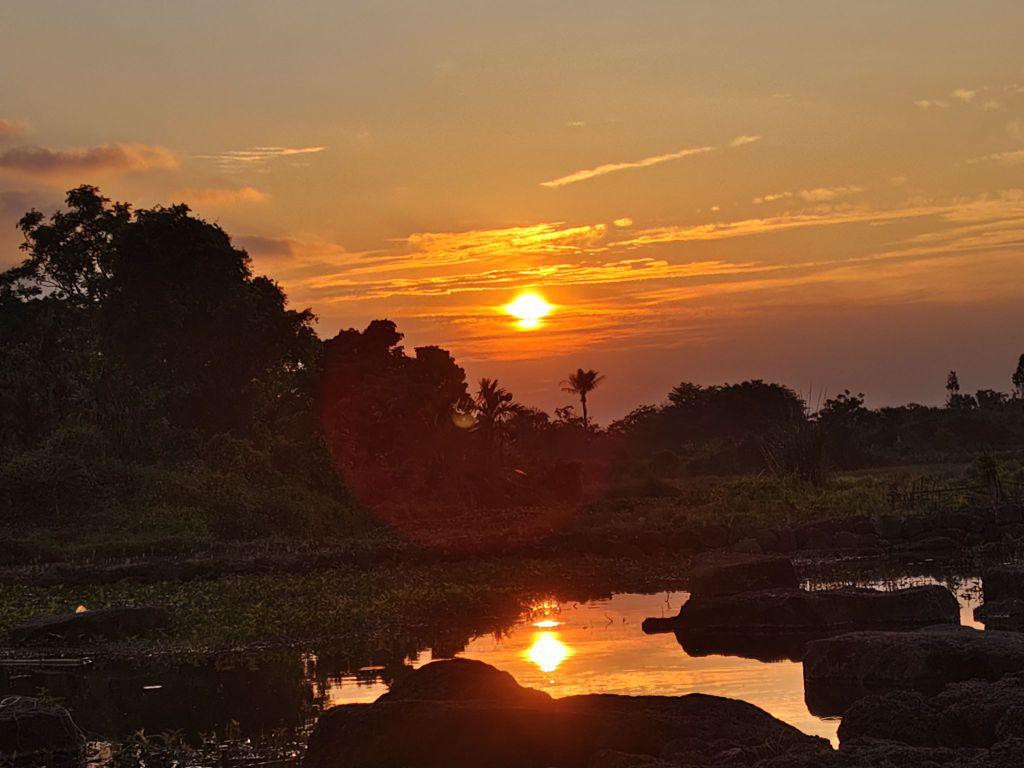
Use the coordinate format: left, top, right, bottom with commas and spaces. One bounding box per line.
797, 524, 834, 551
856, 533, 882, 550
9, 606, 168, 644
0, 696, 82, 760
975, 599, 1024, 630
304, 659, 829, 768
754, 529, 780, 553
640, 616, 676, 634
688, 552, 799, 598
773, 528, 798, 554
832, 531, 859, 550
893, 535, 960, 560
942, 510, 974, 531
982, 567, 1024, 601
872, 515, 904, 540
804, 625, 1024, 716
666, 586, 957, 663
839, 672, 1024, 749
383, 659, 550, 707
902, 516, 928, 539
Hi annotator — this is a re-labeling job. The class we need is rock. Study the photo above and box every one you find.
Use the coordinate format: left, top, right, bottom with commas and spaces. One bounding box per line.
974, 599, 1024, 630
872, 515, 904, 540
803, 625, 1024, 716
831, 530, 859, 550
982, 567, 1024, 602
0, 696, 83, 760
304, 659, 829, 768
8, 606, 168, 644
688, 552, 799, 598
839, 672, 1024, 749
382, 658, 549, 707
665, 586, 957, 663
796, 524, 834, 551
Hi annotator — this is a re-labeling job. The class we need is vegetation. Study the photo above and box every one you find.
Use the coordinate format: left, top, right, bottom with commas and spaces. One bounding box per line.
3, 187, 1024, 569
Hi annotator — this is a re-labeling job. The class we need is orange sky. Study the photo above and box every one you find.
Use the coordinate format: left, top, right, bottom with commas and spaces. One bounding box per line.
2, 1, 1023, 421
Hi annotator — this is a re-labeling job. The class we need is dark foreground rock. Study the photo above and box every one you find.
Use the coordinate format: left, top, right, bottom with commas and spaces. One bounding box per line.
981, 566, 1024, 602
974, 598, 1024, 630
839, 672, 1024, 749
304, 659, 829, 768
656, 585, 958, 662
8, 606, 168, 644
0, 696, 83, 762
688, 552, 799, 598
804, 625, 1024, 716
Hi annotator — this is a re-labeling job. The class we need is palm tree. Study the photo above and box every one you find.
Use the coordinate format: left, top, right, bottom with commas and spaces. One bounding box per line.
475, 377, 520, 462
561, 368, 605, 428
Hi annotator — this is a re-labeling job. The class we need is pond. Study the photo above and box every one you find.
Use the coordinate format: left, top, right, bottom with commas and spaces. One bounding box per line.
0, 569, 984, 764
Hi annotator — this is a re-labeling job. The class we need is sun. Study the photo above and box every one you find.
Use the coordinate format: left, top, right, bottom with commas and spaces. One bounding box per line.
504, 292, 553, 330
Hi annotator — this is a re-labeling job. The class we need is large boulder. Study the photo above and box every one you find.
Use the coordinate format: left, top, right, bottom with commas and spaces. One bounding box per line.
804, 625, 1024, 716
0, 696, 83, 762
654, 586, 958, 662
838, 672, 1024, 749
8, 606, 168, 644
304, 659, 829, 768
688, 552, 799, 597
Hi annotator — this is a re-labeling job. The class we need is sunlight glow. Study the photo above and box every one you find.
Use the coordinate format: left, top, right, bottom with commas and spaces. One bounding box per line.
504, 292, 553, 330
526, 631, 570, 673
532, 619, 562, 628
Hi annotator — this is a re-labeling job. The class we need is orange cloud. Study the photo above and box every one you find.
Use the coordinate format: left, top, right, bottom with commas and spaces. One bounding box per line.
0, 143, 178, 180
540, 146, 715, 188
180, 186, 269, 206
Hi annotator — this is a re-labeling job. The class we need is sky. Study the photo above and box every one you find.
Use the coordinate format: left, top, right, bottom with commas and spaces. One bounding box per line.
2, 1, 1023, 422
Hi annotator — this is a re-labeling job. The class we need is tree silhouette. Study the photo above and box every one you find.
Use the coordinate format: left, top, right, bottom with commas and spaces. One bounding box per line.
946, 370, 960, 406
561, 368, 605, 428
1013, 355, 1024, 400
474, 378, 520, 462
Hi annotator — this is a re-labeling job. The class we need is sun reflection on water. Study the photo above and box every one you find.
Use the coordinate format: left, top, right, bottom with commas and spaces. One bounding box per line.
526, 631, 571, 673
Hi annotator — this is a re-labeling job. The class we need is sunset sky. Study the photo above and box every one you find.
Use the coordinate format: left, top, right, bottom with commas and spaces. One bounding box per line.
2, 1, 1023, 422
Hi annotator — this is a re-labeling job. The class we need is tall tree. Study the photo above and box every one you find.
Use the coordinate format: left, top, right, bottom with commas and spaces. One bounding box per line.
561, 368, 605, 428
946, 370, 960, 406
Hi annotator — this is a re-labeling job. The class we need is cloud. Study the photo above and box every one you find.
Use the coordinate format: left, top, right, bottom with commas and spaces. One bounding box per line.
730, 135, 762, 147
540, 145, 714, 188
0, 143, 178, 180
798, 185, 864, 202
951, 88, 976, 103
914, 99, 949, 110
971, 149, 1024, 165
179, 186, 269, 206
197, 146, 327, 173
753, 192, 793, 205
613, 217, 633, 228
0, 119, 29, 140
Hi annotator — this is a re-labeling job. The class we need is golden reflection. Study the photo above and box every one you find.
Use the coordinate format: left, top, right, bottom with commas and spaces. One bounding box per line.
503, 292, 553, 330
532, 619, 561, 628
526, 631, 571, 673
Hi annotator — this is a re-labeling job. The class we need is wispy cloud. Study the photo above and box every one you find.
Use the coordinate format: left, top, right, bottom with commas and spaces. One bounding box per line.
730, 135, 762, 147
540, 145, 714, 188
540, 135, 760, 189
951, 88, 976, 103
179, 186, 269, 206
970, 149, 1024, 165
197, 146, 327, 173
914, 99, 949, 110
0, 143, 178, 180
798, 185, 864, 202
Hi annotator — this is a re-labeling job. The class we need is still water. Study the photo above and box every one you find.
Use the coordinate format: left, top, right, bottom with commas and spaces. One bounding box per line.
0, 572, 983, 762
319, 577, 981, 747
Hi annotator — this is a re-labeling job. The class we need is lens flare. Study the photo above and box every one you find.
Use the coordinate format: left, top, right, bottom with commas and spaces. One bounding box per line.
504, 292, 553, 330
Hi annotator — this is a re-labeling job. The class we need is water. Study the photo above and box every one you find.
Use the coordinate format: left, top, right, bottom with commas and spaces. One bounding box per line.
0, 572, 984, 763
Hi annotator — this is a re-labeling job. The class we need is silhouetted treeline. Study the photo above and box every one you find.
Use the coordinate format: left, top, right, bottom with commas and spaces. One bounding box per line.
3, 187, 1024, 533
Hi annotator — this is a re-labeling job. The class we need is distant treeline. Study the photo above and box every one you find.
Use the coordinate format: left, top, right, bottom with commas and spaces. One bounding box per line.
3, 188, 1024, 527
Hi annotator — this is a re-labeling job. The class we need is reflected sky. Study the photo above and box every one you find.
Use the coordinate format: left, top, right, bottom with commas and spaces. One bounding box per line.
321, 577, 983, 747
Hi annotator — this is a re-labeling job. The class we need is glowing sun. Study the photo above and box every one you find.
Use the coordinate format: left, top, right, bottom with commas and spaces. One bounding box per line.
504, 292, 553, 330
